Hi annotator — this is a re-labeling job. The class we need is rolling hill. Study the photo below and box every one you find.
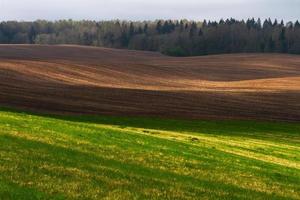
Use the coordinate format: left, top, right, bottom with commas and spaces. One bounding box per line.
0, 45, 299, 121
0, 108, 299, 199
0, 45, 299, 199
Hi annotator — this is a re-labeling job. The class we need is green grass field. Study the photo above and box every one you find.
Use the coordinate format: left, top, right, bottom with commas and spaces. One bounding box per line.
0, 108, 299, 200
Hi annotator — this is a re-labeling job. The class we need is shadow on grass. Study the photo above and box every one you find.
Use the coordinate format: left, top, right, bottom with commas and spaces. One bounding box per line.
1, 106, 299, 139
0, 178, 65, 200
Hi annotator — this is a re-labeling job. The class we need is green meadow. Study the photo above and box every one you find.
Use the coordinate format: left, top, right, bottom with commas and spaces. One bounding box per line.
0, 108, 299, 200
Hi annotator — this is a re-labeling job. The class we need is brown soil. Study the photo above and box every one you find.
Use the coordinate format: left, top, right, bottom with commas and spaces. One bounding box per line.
0, 44, 299, 121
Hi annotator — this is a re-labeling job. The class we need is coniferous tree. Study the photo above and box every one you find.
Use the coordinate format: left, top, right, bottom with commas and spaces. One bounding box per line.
156, 20, 162, 33
279, 28, 288, 52
29, 25, 36, 44
129, 22, 135, 37
268, 37, 275, 52
189, 22, 197, 38
143, 24, 148, 34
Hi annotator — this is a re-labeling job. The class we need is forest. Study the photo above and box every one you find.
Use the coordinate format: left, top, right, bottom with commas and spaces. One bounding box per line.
0, 18, 300, 56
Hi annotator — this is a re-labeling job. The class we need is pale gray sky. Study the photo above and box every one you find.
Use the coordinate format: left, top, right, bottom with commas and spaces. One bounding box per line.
0, 0, 299, 21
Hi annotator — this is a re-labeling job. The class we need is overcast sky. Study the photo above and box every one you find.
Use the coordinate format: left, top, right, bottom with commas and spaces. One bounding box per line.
0, 0, 299, 22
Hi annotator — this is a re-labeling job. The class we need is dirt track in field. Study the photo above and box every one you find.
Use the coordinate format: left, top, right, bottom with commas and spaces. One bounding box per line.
0, 44, 299, 121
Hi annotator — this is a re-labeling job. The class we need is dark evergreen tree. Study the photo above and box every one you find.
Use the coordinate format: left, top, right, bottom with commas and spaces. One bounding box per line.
295, 20, 300, 28
143, 24, 148, 34
156, 20, 162, 33
198, 28, 203, 36
129, 22, 135, 37
279, 28, 288, 53
257, 18, 262, 29
120, 31, 129, 47
268, 37, 275, 52
189, 22, 197, 38
29, 25, 36, 44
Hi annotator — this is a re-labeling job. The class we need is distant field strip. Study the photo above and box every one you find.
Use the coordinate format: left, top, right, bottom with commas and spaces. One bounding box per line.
0, 108, 299, 199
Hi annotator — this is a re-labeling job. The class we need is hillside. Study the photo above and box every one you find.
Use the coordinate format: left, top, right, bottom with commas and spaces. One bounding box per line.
0, 108, 299, 199
0, 45, 300, 121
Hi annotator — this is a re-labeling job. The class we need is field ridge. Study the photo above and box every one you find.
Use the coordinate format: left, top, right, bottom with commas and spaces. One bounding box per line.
0, 45, 300, 121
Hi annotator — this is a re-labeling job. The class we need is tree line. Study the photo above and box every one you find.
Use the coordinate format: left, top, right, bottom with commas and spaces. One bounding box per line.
0, 18, 300, 56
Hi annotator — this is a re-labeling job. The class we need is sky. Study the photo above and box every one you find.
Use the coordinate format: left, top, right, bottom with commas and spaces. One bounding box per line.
0, 0, 299, 22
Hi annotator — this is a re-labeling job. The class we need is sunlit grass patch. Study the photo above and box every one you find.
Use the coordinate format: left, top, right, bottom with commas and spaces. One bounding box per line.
0, 108, 299, 199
